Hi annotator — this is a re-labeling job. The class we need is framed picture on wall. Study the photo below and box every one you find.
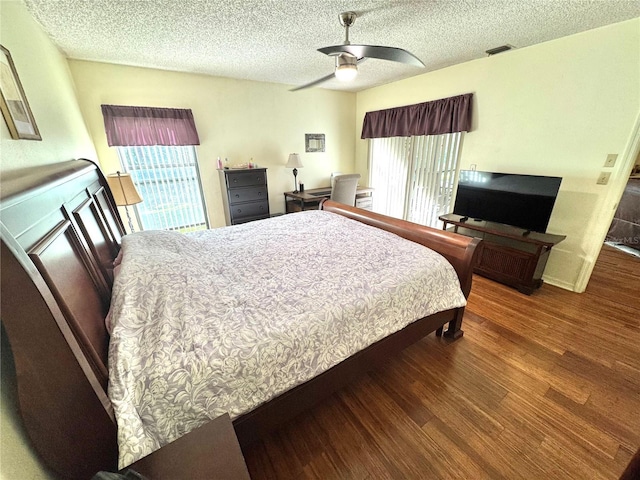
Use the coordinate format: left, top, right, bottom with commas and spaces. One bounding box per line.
0, 45, 41, 140
305, 133, 325, 152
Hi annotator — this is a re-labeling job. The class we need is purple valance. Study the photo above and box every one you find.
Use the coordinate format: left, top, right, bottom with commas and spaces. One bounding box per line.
101, 105, 200, 146
361, 93, 473, 139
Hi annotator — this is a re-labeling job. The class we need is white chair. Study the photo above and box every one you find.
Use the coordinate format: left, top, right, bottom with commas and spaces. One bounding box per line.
330, 172, 342, 188
330, 173, 361, 206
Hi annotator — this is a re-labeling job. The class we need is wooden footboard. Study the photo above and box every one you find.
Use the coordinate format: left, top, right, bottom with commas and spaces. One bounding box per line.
320, 200, 480, 299
320, 200, 481, 341
0, 160, 480, 479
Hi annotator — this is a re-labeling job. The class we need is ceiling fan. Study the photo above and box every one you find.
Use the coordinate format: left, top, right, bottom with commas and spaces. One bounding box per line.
291, 11, 425, 91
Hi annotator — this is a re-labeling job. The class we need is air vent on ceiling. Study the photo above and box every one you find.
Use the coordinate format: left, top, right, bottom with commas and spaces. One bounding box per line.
486, 44, 515, 56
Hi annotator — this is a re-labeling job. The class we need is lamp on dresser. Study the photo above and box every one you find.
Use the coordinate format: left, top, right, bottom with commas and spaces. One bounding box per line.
106, 171, 143, 232
285, 153, 303, 192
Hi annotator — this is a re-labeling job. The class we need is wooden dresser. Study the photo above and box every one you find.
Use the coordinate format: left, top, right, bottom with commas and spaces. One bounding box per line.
219, 168, 270, 225
440, 213, 565, 294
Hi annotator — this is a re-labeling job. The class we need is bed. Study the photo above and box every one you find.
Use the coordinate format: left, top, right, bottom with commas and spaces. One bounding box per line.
0, 159, 480, 479
606, 177, 640, 252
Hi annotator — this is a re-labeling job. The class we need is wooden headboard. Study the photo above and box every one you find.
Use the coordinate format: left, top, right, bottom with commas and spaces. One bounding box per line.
1, 159, 123, 478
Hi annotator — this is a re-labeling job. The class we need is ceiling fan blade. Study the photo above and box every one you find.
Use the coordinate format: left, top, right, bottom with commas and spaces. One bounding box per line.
290, 72, 336, 91
318, 44, 424, 68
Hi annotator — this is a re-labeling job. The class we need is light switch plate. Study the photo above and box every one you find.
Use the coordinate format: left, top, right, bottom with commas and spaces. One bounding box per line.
597, 171, 611, 185
604, 154, 618, 168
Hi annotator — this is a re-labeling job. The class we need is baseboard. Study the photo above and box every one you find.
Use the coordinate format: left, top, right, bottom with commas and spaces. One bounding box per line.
542, 275, 577, 292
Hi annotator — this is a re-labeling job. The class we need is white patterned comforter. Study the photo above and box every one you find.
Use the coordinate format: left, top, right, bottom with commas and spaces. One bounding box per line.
108, 210, 466, 467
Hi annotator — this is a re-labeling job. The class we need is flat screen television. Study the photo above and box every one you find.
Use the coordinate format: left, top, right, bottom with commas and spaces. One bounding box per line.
453, 170, 562, 233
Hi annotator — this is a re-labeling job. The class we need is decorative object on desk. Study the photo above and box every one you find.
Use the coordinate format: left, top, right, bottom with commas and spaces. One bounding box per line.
106, 171, 143, 232
305, 133, 325, 152
285, 153, 303, 192
0, 45, 41, 140
299, 182, 304, 192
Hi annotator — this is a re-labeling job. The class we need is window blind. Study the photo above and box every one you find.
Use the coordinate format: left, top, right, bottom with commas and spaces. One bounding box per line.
369, 132, 463, 228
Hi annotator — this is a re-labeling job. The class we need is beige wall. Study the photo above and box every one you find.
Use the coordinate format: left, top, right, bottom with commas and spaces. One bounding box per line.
1, 1, 89, 479
68, 60, 357, 228
355, 18, 640, 292
0, 3, 96, 171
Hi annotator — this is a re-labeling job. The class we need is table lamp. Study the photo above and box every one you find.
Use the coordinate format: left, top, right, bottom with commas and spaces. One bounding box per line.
285, 153, 303, 193
106, 171, 143, 232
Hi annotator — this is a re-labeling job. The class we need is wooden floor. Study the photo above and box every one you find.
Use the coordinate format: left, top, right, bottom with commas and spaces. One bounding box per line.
242, 245, 640, 479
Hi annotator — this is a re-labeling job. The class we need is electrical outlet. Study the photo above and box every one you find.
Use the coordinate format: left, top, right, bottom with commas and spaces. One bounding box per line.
604, 154, 618, 167
596, 171, 611, 185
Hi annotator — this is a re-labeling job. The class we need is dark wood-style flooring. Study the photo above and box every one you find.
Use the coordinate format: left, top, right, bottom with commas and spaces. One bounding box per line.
242, 245, 640, 479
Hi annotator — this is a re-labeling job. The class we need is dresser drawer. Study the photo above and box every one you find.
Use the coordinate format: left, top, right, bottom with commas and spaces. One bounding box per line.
229, 200, 269, 220
228, 186, 268, 205
225, 170, 267, 188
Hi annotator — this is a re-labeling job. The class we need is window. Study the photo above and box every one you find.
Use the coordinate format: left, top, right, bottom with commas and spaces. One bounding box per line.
361, 94, 472, 228
101, 104, 206, 233
117, 145, 209, 232
369, 132, 463, 228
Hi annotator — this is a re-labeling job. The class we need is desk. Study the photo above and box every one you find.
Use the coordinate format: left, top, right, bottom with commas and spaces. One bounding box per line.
284, 186, 373, 213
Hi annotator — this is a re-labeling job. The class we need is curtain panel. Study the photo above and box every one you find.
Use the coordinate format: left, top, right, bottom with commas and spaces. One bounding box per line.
361, 93, 473, 139
101, 105, 200, 146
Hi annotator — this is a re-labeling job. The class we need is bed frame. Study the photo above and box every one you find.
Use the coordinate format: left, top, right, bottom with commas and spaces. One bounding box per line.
0, 159, 480, 479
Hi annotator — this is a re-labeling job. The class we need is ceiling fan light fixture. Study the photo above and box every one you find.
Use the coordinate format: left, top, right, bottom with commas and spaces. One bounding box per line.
334, 54, 358, 81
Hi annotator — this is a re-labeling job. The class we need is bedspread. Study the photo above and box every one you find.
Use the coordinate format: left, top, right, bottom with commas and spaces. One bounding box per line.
108, 210, 466, 467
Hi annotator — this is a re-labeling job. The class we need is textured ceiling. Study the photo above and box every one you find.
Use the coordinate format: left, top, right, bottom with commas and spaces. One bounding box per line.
23, 0, 640, 93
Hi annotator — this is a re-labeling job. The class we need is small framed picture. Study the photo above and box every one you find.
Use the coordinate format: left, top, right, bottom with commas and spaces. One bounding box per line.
0, 45, 41, 140
305, 133, 325, 153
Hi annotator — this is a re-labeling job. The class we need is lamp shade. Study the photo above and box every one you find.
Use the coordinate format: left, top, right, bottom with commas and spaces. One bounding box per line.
335, 54, 358, 82
285, 153, 303, 169
106, 172, 143, 206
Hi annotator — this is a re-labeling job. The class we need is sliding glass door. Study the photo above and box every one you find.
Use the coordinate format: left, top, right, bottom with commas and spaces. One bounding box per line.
368, 132, 463, 228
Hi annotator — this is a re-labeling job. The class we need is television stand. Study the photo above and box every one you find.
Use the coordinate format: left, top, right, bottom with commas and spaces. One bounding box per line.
439, 213, 566, 294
